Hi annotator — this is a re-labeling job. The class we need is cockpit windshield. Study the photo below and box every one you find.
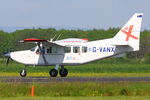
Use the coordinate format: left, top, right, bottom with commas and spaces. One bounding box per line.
30, 47, 36, 52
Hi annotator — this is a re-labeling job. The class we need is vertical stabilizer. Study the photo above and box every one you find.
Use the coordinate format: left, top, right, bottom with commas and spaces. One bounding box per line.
113, 13, 143, 51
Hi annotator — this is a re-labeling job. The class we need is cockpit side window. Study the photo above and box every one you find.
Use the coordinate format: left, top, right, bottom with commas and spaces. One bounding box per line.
30, 47, 36, 52
33, 46, 45, 54
42, 47, 45, 54
36, 49, 40, 54
47, 47, 52, 53
47, 46, 58, 54
52, 47, 57, 53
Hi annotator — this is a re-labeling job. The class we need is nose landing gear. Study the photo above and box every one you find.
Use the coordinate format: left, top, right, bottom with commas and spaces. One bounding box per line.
20, 69, 27, 77
20, 65, 27, 77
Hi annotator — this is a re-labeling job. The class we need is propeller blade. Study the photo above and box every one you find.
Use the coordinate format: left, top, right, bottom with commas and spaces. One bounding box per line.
6, 57, 10, 66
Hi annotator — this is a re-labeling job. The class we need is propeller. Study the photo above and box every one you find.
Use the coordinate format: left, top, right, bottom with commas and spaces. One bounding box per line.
4, 52, 12, 66
6, 57, 10, 66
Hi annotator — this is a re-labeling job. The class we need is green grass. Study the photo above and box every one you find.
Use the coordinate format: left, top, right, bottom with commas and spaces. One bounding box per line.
0, 61, 150, 77
1, 96, 150, 100
0, 82, 150, 97
0, 58, 150, 77
1, 72, 150, 77
1, 62, 150, 73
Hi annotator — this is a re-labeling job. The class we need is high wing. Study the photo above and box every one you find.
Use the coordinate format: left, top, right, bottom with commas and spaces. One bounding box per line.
20, 38, 66, 47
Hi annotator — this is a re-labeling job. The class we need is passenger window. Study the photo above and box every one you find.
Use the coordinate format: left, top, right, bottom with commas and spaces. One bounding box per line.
73, 47, 80, 53
64, 46, 71, 53
82, 46, 87, 53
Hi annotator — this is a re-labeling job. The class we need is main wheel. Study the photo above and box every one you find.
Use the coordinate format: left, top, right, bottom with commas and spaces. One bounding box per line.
49, 69, 58, 77
59, 68, 68, 77
20, 69, 27, 77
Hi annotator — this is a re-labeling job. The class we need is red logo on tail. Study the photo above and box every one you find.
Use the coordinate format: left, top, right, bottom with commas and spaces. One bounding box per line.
121, 25, 138, 41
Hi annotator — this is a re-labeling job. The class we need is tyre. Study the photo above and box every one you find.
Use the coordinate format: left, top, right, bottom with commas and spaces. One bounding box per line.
49, 69, 58, 77
20, 69, 27, 77
59, 68, 68, 77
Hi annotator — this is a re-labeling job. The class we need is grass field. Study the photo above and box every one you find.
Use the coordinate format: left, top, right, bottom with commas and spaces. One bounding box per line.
0, 59, 150, 98
1, 96, 150, 100
0, 82, 150, 97
1, 72, 150, 77
0, 59, 150, 77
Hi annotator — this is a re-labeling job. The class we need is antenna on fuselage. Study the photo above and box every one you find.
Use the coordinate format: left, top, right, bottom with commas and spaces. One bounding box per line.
50, 32, 63, 42
55, 33, 63, 41
50, 34, 57, 42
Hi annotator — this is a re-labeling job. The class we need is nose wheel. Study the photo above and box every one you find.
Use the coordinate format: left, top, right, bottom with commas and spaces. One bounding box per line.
20, 69, 27, 77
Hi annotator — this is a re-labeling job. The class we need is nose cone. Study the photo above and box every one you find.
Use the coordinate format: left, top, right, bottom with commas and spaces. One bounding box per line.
9, 50, 36, 65
4, 52, 11, 57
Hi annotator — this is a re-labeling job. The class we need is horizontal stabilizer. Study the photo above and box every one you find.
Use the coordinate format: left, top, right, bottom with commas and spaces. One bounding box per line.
114, 53, 125, 58
112, 42, 129, 46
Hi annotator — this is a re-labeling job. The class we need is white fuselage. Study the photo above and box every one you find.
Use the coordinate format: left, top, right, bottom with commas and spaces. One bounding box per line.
9, 38, 131, 66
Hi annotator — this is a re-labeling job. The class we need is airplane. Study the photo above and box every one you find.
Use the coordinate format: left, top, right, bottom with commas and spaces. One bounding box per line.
5, 13, 143, 77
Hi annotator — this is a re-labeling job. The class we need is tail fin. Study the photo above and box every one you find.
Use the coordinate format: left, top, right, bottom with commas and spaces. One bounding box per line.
113, 13, 143, 51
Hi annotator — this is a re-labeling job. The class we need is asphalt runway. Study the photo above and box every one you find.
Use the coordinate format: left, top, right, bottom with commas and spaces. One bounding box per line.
1, 77, 150, 83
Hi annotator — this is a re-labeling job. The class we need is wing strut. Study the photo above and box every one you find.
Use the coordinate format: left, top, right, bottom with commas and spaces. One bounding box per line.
37, 43, 48, 65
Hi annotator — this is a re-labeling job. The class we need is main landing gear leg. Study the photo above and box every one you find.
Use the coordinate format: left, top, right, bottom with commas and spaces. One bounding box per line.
49, 65, 59, 77
20, 65, 27, 77
59, 65, 68, 77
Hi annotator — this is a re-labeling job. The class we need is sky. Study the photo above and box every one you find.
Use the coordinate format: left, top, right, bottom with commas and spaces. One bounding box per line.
0, 0, 149, 32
